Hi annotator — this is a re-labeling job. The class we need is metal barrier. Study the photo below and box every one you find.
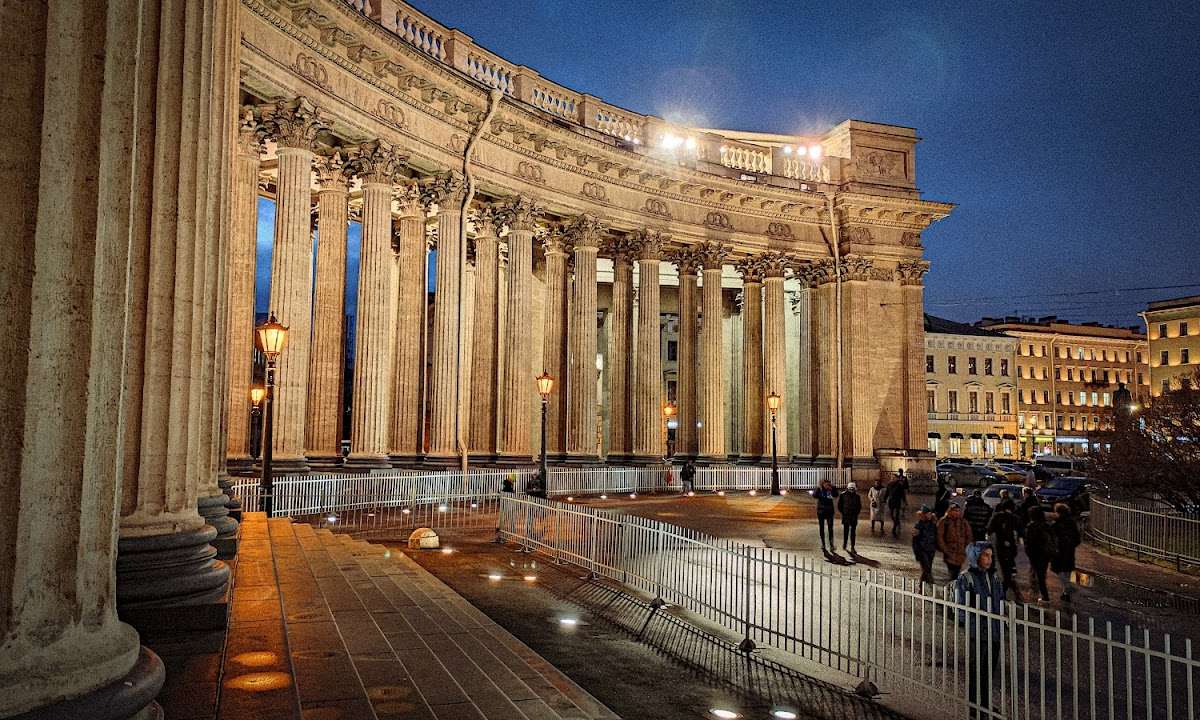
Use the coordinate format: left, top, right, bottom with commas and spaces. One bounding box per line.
498, 495, 1200, 720
1089, 497, 1200, 570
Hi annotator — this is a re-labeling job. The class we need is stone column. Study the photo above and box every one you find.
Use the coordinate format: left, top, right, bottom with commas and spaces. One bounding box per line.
603, 238, 637, 462
262, 97, 326, 472
468, 203, 505, 459
839, 256, 874, 461
810, 260, 838, 458
670, 250, 702, 458
390, 185, 426, 463
346, 142, 405, 467
541, 230, 571, 459
736, 258, 764, 461
225, 109, 263, 472
898, 260, 931, 448
565, 214, 605, 462
632, 230, 667, 461
305, 150, 351, 468
421, 172, 468, 461
698, 244, 729, 462
790, 272, 815, 459
761, 252, 790, 458
497, 197, 544, 461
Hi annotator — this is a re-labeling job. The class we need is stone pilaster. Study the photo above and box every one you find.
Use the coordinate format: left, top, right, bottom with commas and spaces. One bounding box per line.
422, 172, 468, 461
348, 141, 406, 467
790, 267, 815, 459
468, 203, 507, 458
736, 258, 764, 461
497, 197, 544, 461
565, 214, 605, 462
632, 230, 667, 461
698, 243, 729, 462
603, 237, 637, 461
898, 260, 931, 449
809, 259, 838, 458
390, 185, 426, 463
761, 252, 790, 458
670, 250, 702, 458
305, 150, 351, 468
840, 255, 874, 459
261, 96, 326, 472
541, 229, 571, 459
225, 108, 262, 472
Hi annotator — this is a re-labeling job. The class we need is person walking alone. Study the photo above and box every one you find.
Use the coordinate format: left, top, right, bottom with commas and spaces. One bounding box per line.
986, 499, 1023, 603
963, 489, 993, 542
1023, 506, 1056, 602
1051, 503, 1081, 603
867, 477, 886, 534
837, 481, 862, 554
954, 542, 1005, 719
912, 505, 938, 586
887, 469, 909, 539
680, 459, 696, 494
937, 504, 972, 579
934, 473, 952, 517
814, 479, 838, 553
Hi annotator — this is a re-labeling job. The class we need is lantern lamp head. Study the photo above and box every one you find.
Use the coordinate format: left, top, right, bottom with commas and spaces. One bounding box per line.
250, 385, 266, 407
536, 371, 555, 399
662, 401, 677, 418
766, 391, 782, 412
255, 313, 289, 360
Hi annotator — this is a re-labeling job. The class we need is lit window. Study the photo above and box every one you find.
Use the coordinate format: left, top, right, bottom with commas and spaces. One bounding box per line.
1102, 392, 1110, 406
926, 354, 934, 373
1159, 323, 1168, 339
1000, 359, 1009, 376
948, 356, 957, 374
968, 357, 978, 375
1091, 391, 1098, 406
1181, 322, 1189, 337
1078, 391, 1086, 405
926, 390, 936, 413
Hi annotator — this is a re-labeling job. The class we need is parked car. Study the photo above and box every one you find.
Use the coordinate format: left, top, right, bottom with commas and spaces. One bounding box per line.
949, 482, 1025, 510
1035, 455, 1085, 477
1035, 475, 1092, 515
984, 464, 1029, 484
939, 456, 974, 467
939, 464, 1003, 492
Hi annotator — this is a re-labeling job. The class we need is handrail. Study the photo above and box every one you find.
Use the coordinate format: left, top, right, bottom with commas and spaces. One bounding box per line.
1089, 496, 1200, 569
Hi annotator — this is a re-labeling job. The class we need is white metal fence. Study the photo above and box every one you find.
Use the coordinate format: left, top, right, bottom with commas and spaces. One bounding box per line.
1089, 497, 1200, 570
498, 494, 1200, 720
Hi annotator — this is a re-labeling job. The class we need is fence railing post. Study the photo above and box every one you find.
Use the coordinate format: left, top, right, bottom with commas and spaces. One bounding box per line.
737, 545, 756, 654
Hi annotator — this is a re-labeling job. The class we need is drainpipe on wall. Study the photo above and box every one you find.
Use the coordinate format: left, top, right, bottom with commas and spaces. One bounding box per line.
455, 87, 504, 473
824, 192, 845, 473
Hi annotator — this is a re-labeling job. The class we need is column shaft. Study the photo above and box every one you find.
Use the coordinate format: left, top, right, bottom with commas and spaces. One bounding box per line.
223, 116, 260, 468
567, 243, 600, 460
764, 274, 789, 457
699, 258, 727, 461
740, 275, 764, 460
306, 153, 350, 465
633, 251, 663, 459
675, 262, 700, 457
792, 284, 814, 458
498, 198, 543, 459
542, 236, 569, 457
390, 188, 426, 462
423, 173, 467, 459
468, 210, 502, 457
607, 256, 634, 459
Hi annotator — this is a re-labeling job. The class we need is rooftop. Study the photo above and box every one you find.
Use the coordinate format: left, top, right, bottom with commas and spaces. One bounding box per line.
978, 315, 1145, 340
924, 314, 1010, 338
1146, 294, 1200, 314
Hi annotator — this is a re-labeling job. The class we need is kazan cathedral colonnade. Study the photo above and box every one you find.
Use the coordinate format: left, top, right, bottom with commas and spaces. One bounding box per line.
1, 0, 950, 718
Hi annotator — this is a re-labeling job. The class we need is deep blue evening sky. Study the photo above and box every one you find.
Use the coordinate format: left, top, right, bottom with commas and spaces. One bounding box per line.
257, 1, 1200, 328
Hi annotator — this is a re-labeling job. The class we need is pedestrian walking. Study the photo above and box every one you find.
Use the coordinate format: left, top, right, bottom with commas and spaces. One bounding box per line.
867, 477, 886, 534
937, 504, 972, 579
912, 505, 938, 585
963, 489, 993, 542
953, 542, 1005, 719
814, 479, 838, 553
1023, 506, 1056, 602
934, 473, 952, 517
837, 481, 862, 553
680, 459, 696, 494
986, 499, 1023, 603
887, 469, 909, 538
1051, 503, 1081, 602
1015, 486, 1039, 539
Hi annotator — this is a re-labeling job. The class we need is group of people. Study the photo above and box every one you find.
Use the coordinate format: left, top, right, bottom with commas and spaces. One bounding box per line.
813, 471, 1082, 606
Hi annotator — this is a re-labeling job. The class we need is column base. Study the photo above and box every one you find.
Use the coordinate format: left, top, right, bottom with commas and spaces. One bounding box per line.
626, 454, 664, 465
468, 452, 498, 465
216, 476, 244, 522
493, 453, 535, 467
420, 454, 463, 467
605, 452, 632, 465
198, 493, 239, 559
561, 453, 602, 466
737, 454, 764, 465
269, 456, 310, 474
117, 525, 231, 634
12, 646, 165, 720
343, 454, 390, 471
225, 455, 253, 474
388, 454, 425, 468
695, 455, 728, 467
306, 453, 345, 472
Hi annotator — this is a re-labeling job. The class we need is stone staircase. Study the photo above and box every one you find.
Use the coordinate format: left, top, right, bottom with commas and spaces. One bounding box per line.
217, 512, 618, 720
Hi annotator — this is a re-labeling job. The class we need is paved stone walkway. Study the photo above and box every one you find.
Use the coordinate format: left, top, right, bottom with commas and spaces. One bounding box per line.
215, 512, 618, 720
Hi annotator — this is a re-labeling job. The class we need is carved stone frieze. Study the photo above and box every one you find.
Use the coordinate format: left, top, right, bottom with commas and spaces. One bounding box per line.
375, 99, 407, 129
901, 231, 922, 247
844, 226, 873, 245
643, 198, 671, 219
516, 161, 545, 184
704, 211, 733, 231
855, 148, 905, 179
292, 53, 330, 89
581, 182, 607, 202
766, 222, 793, 239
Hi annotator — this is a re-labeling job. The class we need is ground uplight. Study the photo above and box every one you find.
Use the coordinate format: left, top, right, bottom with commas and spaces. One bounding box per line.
772, 711, 798, 719
523, 575, 537, 582
709, 710, 739, 719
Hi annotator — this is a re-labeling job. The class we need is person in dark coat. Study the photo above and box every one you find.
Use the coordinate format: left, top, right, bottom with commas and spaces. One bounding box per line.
1051, 503, 1081, 602
954, 542, 1006, 719
837, 481, 862, 553
986, 499, 1023, 603
963, 490, 993, 542
911, 505, 938, 585
814, 479, 838, 553
680, 459, 696, 493
934, 474, 952, 518
886, 469, 909, 538
937, 504, 973, 578
1015, 486, 1039, 539
1023, 506, 1056, 602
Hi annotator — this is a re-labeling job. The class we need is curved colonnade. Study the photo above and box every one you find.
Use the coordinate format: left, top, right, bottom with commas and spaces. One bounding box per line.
0, 0, 950, 717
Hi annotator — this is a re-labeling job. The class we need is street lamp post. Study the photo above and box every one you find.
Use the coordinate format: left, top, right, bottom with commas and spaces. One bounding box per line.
662, 401, 677, 459
249, 385, 265, 461
767, 391, 782, 496
534, 371, 555, 498
255, 313, 288, 517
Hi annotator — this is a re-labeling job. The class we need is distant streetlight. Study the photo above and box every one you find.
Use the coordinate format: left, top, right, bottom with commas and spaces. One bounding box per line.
532, 371, 554, 498
663, 401, 677, 458
255, 313, 288, 517
767, 391, 782, 496
249, 385, 265, 460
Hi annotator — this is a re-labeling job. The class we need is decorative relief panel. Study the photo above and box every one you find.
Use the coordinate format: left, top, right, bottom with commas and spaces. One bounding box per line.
516, 161, 545, 184
643, 198, 671, 218
292, 53, 330, 89
581, 182, 607, 202
854, 148, 906, 180
376, 99, 407, 129
844, 226, 873, 244
704, 211, 733, 231
766, 222, 793, 239
901, 231, 922, 247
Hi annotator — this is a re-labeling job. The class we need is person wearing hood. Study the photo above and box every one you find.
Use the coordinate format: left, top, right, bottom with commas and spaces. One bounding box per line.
837, 481, 862, 553
937, 504, 972, 578
814, 479, 838, 553
986, 499, 1023, 603
954, 541, 1006, 719
1051, 503, 1081, 602
911, 505, 938, 585
867, 477, 887, 534
963, 489, 993, 542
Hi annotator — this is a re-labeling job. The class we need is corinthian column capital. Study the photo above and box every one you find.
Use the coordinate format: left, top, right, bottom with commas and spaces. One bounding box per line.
668, 247, 704, 276
563, 212, 606, 248
350, 140, 407, 185
260, 96, 326, 151
472, 203, 511, 239
420, 171, 467, 210
632, 228, 668, 260
541, 226, 572, 257
237, 106, 265, 157
696, 242, 729, 271
314, 150, 353, 190
393, 182, 423, 217
735, 256, 764, 283
896, 259, 931, 285
758, 250, 792, 278
501, 195, 545, 232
